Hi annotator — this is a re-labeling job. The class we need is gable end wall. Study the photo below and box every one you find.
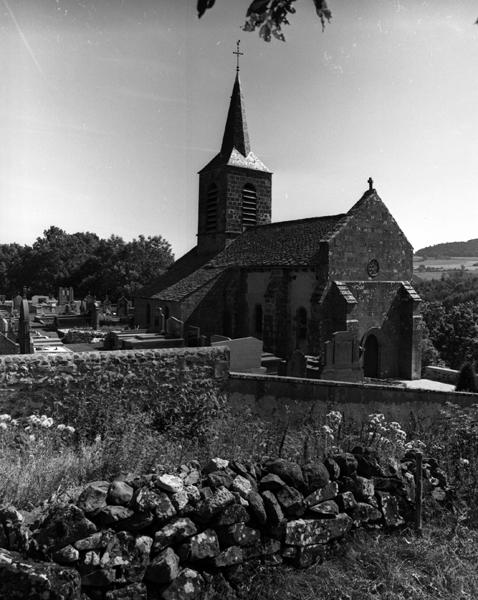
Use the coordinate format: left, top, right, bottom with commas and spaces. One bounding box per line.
327, 195, 413, 281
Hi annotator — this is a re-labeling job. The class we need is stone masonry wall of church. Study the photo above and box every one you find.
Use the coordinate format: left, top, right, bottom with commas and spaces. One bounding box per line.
223, 167, 271, 233
198, 166, 271, 246
184, 271, 248, 339
345, 282, 404, 342
263, 269, 291, 357
327, 196, 413, 282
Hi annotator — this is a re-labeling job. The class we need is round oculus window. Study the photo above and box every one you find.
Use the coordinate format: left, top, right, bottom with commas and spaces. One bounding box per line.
367, 259, 379, 278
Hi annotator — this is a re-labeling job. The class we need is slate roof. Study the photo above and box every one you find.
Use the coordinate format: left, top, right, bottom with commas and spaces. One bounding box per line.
221, 74, 250, 158
139, 214, 346, 302
200, 149, 271, 174
137, 247, 217, 299
208, 215, 346, 269
198, 75, 270, 174
153, 266, 224, 303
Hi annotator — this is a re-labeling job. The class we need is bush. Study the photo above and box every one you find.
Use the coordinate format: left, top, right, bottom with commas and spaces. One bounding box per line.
456, 362, 477, 392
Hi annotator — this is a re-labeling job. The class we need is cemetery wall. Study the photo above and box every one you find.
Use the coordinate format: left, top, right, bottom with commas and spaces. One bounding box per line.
0, 346, 229, 416
424, 365, 458, 385
227, 373, 472, 430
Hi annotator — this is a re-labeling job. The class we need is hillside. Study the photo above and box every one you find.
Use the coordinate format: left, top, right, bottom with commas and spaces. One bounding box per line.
416, 238, 478, 257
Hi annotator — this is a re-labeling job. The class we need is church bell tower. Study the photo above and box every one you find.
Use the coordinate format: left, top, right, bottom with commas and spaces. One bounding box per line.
197, 43, 272, 255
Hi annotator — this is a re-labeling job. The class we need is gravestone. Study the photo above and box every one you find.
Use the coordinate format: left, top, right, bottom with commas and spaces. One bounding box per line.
58, 287, 74, 306
157, 307, 166, 334
13, 294, 23, 311
277, 360, 288, 376
19, 299, 33, 354
321, 331, 363, 383
211, 336, 264, 373
85, 296, 99, 329
210, 334, 231, 344
116, 296, 130, 318
0, 318, 8, 334
103, 295, 112, 315
166, 316, 183, 338
287, 349, 307, 378
186, 325, 201, 347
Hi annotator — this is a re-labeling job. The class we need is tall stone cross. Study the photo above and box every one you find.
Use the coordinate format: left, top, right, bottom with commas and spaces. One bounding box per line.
233, 40, 243, 73
368, 177, 374, 191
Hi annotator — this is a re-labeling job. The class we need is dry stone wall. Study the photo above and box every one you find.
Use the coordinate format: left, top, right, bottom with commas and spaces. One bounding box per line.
0, 452, 449, 600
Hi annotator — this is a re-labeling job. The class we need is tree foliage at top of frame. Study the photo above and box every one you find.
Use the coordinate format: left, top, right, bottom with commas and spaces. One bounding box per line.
197, 0, 332, 42
198, 0, 478, 42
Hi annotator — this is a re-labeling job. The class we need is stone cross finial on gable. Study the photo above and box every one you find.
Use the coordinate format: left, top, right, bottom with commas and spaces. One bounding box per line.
368, 177, 374, 191
233, 40, 243, 73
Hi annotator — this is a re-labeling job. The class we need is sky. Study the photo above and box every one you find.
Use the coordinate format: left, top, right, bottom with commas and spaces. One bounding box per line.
0, 0, 477, 258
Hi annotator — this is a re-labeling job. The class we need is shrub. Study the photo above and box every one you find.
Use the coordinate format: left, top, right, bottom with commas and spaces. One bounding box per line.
456, 362, 477, 393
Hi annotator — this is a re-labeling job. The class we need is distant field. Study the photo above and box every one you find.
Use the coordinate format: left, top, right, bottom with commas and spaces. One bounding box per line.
413, 256, 478, 280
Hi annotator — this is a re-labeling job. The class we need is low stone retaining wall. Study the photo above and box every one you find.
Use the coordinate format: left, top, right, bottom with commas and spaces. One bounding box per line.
227, 373, 475, 431
0, 451, 446, 599
424, 365, 459, 385
0, 347, 229, 417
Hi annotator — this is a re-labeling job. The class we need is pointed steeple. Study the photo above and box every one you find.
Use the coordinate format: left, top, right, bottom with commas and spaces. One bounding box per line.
220, 74, 251, 158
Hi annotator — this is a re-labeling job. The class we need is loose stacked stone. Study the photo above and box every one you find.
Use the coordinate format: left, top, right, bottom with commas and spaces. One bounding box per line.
0, 451, 449, 599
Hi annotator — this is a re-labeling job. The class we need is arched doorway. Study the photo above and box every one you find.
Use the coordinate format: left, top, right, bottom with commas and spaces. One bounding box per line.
363, 334, 379, 378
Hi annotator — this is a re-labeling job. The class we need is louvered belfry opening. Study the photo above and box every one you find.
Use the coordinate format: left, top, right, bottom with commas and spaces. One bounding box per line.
206, 183, 218, 233
242, 183, 257, 229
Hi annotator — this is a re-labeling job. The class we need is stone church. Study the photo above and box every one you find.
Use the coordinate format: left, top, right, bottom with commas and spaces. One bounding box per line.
135, 71, 422, 380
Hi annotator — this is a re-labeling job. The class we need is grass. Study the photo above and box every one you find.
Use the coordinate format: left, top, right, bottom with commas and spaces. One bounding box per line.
246, 522, 478, 600
3, 390, 478, 599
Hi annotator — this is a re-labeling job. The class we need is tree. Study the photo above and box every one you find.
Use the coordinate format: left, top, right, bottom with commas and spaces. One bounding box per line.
73, 234, 174, 299
421, 300, 478, 370
197, 0, 332, 41
198, 0, 477, 41
0, 243, 24, 297
0, 228, 174, 301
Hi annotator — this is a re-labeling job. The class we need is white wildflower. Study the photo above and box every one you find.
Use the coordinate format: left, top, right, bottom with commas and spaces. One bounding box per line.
57, 424, 66, 431
39, 415, 53, 428
0, 422, 8, 431
0, 414, 12, 422
65, 426, 75, 434
326, 410, 342, 427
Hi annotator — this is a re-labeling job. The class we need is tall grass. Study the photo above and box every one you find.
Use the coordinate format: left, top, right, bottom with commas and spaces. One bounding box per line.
2, 384, 478, 523
247, 523, 478, 600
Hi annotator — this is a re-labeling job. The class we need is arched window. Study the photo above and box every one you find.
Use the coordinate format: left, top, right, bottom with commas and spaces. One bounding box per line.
163, 305, 170, 320
254, 304, 263, 336
206, 183, 218, 233
296, 307, 307, 342
242, 183, 257, 229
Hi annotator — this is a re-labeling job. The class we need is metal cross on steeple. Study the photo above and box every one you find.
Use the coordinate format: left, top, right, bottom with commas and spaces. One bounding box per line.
233, 40, 243, 73
368, 177, 374, 191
